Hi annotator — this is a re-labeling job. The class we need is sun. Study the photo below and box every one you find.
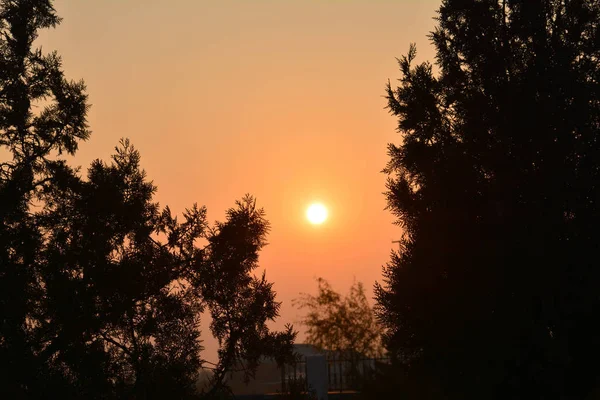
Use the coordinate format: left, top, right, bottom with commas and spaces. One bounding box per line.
306, 203, 328, 225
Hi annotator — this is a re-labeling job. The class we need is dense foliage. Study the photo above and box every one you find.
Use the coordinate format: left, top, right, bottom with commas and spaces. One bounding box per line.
0, 1, 294, 398
376, 0, 600, 398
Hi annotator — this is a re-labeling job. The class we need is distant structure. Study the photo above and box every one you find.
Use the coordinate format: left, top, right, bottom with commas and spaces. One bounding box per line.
224, 343, 387, 398
224, 344, 324, 396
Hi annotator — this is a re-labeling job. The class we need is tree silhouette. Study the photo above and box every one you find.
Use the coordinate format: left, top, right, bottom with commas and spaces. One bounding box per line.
376, 0, 600, 398
38, 139, 206, 398
0, 1, 294, 398
198, 195, 296, 396
294, 278, 384, 358
0, 0, 90, 396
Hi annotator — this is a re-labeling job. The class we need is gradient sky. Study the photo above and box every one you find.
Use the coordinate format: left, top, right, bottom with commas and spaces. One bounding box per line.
38, 0, 440, 361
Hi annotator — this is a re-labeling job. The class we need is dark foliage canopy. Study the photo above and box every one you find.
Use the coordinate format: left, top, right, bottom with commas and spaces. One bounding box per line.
376, 0, 600, 398
0, 1, 294, 398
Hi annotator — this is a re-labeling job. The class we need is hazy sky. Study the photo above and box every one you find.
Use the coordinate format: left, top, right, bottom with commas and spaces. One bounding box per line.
38, 0, 440, 361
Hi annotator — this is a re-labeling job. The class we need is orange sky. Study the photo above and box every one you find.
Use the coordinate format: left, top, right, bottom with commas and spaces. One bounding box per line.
38, 0, 439, 361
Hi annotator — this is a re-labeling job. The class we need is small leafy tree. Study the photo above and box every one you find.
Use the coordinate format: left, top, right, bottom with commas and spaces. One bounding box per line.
294, 278, 384, 358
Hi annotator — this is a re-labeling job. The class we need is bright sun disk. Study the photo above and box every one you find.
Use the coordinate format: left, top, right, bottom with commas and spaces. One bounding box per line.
306, 203, 328, 225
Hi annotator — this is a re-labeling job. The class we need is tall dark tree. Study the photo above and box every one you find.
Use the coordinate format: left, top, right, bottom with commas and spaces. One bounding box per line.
0, 0, 89, 396
376, 1, 600, 398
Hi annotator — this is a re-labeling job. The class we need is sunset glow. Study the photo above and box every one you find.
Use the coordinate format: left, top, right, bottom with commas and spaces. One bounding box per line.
35, 0, 440, 364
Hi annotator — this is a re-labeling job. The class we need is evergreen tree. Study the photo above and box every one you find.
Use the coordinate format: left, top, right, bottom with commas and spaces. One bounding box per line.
0, 1, 294, 398
0, 0, 89, 396
376, 1, 600, 398
199, 196, 296, 396
38, 139, 205, 399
